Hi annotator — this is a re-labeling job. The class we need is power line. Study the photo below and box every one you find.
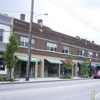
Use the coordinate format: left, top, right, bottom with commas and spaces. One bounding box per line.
49, 0, 100, 32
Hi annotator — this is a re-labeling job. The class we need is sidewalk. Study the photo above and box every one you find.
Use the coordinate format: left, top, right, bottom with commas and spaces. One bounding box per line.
0, 77, 93, 85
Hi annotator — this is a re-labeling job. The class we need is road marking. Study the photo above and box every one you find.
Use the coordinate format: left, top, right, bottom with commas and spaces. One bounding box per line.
0, 82, 100, 95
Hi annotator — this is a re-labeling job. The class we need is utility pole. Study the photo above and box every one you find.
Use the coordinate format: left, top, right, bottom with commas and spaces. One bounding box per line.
26, 0, 34, 81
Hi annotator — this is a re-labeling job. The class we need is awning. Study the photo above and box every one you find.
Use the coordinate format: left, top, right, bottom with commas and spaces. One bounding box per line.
45, 59, 63, 64
96, 64, 100, 67
61, 60, 76, 66
86, 64, 97, 68
16, 55, 40, 62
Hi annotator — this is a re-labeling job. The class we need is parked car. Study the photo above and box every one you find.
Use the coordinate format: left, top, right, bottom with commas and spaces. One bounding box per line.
93, 71, 100, 79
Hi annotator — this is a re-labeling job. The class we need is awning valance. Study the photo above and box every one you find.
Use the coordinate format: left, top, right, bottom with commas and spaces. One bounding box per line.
16, 55, 40, 62
61, 60, 76, 66
45, 59, 63, 64
96, 64, 100, 67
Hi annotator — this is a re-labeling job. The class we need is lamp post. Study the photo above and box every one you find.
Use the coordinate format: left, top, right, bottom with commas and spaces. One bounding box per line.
90, 59, 92, 77
26, 0, 48, 81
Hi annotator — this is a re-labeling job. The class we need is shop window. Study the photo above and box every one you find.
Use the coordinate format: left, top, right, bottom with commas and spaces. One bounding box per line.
47, 42, 57, 52
20, 36, 35, 48
78, 49, 84, 56
0, 61, 5, 70
62, 46, 71, 54
88, 51, 93, 58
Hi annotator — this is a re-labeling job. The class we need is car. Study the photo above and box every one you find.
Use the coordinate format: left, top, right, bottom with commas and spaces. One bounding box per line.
93, 71, 100, 79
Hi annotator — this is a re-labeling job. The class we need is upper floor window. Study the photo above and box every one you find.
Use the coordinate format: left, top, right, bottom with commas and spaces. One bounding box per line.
0, 16, 10, 23
78, 49, 84, 56
0, 30, 3, 42
20, 36, 35, 48
96, 53, 99, 59
62, 46, 71, 54
88, 51, 93, 58
47, 42, 57, 52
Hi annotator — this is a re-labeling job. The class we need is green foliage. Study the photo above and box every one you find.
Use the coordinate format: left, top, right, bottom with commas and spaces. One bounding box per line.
80, 57, 90, 74
3, 33, 19, 78
62, 55, 73, 71
2, 77, 7, 81
8, 78, 14, 82
60, 75, 72, 79
81, 74, 89, 78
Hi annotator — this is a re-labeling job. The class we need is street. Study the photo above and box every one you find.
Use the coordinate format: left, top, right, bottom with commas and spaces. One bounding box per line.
0, 79, 100, 100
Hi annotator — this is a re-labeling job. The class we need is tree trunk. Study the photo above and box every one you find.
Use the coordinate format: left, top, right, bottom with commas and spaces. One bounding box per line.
10, 69, 12, 78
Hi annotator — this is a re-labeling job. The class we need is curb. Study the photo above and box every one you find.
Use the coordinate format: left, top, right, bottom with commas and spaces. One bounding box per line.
0, 78, 93, 85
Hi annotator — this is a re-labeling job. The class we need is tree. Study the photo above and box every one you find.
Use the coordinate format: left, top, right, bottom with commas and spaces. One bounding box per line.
3, 33, 19, 78
62, 55, 73, 76
80, 57, 90, 75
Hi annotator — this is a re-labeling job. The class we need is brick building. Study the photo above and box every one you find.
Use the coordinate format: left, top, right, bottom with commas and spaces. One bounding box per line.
12, 14, 100, 78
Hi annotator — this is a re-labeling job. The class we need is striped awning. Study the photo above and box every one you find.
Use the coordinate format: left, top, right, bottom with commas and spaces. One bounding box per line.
16, 55, 40, 62
45, 59, 63, 64
61, 60, 76, 66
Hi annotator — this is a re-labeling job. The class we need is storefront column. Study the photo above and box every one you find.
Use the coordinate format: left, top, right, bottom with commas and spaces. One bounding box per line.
40, 59, 44, 78
58, 64, 60, 77
35, 62, 37, 78
11, 68, 14, 79
72, 66, 73, 77
75, 65, 77, 77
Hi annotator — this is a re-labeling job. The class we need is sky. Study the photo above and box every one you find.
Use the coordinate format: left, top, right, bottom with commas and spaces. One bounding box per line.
0, 0, 100, 45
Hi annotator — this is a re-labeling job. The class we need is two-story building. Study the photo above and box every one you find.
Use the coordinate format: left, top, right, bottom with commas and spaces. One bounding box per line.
13, 14, 100, 78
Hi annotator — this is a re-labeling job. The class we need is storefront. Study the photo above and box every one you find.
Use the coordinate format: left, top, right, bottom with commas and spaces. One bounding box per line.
44, 59, 63, 77
61, 60, 76, 76
14, 55, 40, 78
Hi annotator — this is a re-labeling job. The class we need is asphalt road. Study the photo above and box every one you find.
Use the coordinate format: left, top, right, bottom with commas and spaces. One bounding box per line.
0, 79, 100, 100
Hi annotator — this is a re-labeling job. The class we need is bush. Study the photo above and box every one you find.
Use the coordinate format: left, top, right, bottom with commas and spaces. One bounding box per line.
60, 75, 72, 79
2, 77, 7, 81
81, 74, 89, 78
8, 78, 14, 82
0, 77, 1, 81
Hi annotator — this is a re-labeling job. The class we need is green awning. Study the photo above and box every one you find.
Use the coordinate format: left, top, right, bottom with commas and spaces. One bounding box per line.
96, 64, 100, 67
45, 58, 63, 64
16, 55, 40, 62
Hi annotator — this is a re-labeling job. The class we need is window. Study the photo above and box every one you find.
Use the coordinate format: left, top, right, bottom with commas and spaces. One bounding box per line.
62, 46, 71, 54
96, 53, 99, 59
20, 36, 35, 48
78, 49, 84, 56
0, 30, 3, 42
0, 59, 5, 70
0, 44, 5, 50
0, 16, 10, 23
88, 51, 93, 58
47, 42, 57, 52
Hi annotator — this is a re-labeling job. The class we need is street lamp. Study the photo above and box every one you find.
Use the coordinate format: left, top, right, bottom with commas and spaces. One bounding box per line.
26, 0, 48, 81
33, 13, 48, 18
89, 58, 92, 77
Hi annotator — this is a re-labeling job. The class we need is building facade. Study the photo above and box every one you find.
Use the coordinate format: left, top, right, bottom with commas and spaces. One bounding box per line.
0, 13, 13, 77
12, 14, 100, 78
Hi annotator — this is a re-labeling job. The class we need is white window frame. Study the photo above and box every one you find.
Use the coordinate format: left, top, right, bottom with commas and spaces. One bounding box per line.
78, 49, 84, 56
88, 51, 93, 58
96, 53, 99, 59
62, 46, 71, 54
47, 42, 57, 52
20, 36, 35, 48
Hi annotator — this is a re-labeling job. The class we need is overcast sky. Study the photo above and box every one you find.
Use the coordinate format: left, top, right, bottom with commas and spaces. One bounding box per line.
0, 0, 100, 45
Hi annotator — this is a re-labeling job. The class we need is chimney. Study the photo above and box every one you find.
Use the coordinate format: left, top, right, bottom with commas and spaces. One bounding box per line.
20, 14, 25, 21
92, 41, 94, 43
37, 19, 43, 27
